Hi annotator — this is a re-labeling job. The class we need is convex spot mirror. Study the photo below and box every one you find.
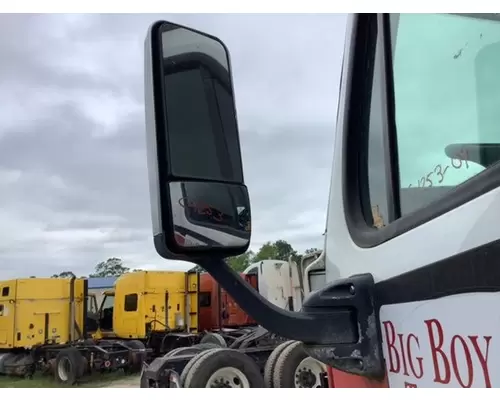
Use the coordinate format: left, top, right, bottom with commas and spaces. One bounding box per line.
144, 21, 251, 260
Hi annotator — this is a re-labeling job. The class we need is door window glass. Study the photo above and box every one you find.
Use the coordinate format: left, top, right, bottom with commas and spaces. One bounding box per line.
367, 14, 500, 226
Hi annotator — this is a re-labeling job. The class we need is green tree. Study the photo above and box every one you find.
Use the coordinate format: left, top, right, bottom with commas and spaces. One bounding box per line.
51, 271, 76, 278
253, 240, 301, 264
90, 257, 129, 277
226, 250, 255, 272
252, 242, 277, 261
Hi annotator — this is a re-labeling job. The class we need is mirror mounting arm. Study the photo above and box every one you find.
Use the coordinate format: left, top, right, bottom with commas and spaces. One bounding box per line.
198, 258, 385, 379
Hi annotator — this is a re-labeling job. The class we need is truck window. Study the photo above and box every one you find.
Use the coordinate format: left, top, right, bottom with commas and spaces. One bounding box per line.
367, 14, 500, 226
1, 287, 9, 297
199, 292, 211, 307
124, 293, 138, 312
0, 304, 3, 316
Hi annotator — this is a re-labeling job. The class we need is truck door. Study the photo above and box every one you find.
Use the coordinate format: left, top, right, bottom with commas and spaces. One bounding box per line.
120, 292, 140, 337
143, 290, 169, 332
0, 281, 16, 347
328, 13, 500, 388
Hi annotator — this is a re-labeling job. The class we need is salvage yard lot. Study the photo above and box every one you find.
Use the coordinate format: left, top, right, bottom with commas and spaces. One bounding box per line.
0, 371, 140, 388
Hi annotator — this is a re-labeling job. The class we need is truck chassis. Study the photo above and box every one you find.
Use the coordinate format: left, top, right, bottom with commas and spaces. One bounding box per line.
0, 338, 146, 385
141, 326, 328, 388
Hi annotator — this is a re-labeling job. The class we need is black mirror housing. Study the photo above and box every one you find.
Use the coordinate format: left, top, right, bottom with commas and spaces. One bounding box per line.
144, 21, 251, 261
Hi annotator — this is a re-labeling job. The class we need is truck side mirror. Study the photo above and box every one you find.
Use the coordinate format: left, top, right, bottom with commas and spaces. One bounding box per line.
144, 21, 251, 260
144, 20, 385, 380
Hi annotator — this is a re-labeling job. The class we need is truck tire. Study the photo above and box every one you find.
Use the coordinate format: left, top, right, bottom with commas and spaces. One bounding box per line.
200, 332, 227, 347
123, 340, 146, 374
0, 353, 16, 375
272, 341, 327, 388
180, 348, 220, 387
54, 347, 85, 385
183, 348, 264, 388
263, 340, 295, 388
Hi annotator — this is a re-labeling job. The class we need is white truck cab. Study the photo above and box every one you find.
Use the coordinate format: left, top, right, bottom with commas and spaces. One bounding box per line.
144, 14, 500, 388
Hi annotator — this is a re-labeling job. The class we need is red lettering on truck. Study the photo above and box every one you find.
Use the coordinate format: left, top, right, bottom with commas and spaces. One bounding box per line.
382, 321, 424, 379
382, 318, 492, 388
424, 319, 492, 388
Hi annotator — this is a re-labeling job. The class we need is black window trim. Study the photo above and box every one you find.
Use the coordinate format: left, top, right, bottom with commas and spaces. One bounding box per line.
344, 13, 500, 248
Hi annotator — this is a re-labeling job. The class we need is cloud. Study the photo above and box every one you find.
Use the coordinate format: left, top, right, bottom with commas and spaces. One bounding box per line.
0, 13, 346, 279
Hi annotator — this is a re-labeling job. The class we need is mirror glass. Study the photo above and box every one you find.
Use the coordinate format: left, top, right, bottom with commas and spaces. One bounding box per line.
160, 22, 243, 183
169, 181, 251, 249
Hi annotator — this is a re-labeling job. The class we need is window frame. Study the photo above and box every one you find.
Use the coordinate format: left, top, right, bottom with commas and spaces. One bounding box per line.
344, 13, 500, 248
124, 293, 138, 312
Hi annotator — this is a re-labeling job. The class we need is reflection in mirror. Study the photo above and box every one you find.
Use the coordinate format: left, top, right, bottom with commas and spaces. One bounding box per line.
169, 181, 251, 249
160, 22, 242, 183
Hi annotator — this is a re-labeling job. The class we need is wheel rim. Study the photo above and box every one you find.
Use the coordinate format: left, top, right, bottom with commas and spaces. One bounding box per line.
294, 357, 326, 388
206, 367, 250, 388
57, 358, 71, 382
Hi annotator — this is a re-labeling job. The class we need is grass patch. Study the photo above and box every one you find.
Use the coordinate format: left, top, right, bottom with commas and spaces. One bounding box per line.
0, 370, 140, 388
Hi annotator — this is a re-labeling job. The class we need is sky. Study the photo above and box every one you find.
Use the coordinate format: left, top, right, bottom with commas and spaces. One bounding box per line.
0, 14, 347, 279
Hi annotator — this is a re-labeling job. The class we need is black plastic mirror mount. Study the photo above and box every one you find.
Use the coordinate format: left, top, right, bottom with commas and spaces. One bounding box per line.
198, 257, 385, 379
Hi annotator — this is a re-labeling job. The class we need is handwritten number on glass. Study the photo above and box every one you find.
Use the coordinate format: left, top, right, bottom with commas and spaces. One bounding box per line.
408, 148, 469, 188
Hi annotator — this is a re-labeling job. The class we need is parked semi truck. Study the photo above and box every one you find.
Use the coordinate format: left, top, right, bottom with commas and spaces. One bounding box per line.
0, 277, 140, 384
141, 258, 329, 388
143, 13, 500, 388
0, 263, 317, 386
95, 269, 268, 358
0, 269, 256, 384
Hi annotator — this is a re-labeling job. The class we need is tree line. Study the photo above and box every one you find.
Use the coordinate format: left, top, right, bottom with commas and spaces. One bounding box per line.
224, 240, 320, 272
51, 257, 139, 279
50, 240, 321, 278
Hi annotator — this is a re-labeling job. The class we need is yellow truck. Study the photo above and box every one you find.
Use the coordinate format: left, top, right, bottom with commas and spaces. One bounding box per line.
0, 270, 202, 384
0, 269, 265, 385
0, 276, 140, 384
94, 270, 199, 356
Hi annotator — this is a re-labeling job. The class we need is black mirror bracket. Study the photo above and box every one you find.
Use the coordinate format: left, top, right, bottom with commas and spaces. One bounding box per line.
301, 273, 385, 380
198, 257, 385, 380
